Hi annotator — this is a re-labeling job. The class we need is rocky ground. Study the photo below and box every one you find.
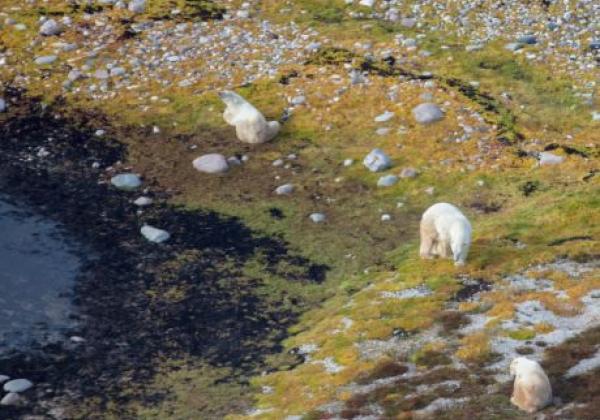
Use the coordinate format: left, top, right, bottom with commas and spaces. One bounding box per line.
0, 0, 598, 419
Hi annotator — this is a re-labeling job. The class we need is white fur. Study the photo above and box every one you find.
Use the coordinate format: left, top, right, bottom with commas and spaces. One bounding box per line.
219, 91, 280, 144
419, 202, 472, 266
510, 357, 552, 413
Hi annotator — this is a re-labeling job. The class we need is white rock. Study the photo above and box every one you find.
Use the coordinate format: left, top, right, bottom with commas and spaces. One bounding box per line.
381, 214, 392, 221
309, 213, 326, 223
192, 154, 229, 174
128, 0, 146, 14
0, 393, 20, 406
538, 152, 564, 166
363, 148, 392, 172
275, 184, 294, 195
291, 96, 306, 106
343, 159, 354, 167
359, 0, 375, 7
3, 379, 33, 393
39, 19, 62, 36
110, 173, 142, 191
134, 196, 153, 207
141, 225, 170, 243
412, 103, 444, 124
424, 186, 435, 195
374, 111, 394, 123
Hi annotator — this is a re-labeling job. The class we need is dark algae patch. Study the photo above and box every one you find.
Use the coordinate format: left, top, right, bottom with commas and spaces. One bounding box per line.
0, 92, 328, 418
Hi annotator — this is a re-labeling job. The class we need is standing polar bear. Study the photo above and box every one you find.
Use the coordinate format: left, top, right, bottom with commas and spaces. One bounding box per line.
419, 202, 472, 266
218, 91, 280, 144
510, 357, 553, 413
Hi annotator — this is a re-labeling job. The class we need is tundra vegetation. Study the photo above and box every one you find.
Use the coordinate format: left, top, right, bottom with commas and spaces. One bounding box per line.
0, 0, 598, 418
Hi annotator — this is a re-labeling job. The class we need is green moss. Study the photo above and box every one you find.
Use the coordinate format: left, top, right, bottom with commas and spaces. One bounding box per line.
507, 329, 536, 341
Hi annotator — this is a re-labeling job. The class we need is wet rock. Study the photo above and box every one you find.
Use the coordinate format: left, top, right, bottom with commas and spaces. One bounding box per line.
412, 103, 444, 124
309, 213, 326, 223
0, 98, 6, 113
377, 174, 398, 187
110, 173, 142, 191
133, 196, 153, 207
3, 379, 33, 393
275, 184, 294, 195
363, 148, 392, 172
192, 154, 229, 174
140, 225, 170, 243
539, 152, 564, 166
39, 19, 62, 36
35, 55, 57, 65
0, 392, 20, 406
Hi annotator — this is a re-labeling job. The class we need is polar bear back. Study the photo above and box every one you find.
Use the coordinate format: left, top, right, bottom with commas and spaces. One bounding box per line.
511, 357, 552, 412
422, 203, 471, 237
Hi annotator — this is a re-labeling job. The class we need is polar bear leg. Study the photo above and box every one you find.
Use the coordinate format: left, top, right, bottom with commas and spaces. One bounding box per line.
419, 221, 437, 259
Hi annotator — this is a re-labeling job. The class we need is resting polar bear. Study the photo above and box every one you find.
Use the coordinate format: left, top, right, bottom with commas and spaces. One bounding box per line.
219, 91, 280, 144
510, 357, 552, 413
419, 202, 471, 266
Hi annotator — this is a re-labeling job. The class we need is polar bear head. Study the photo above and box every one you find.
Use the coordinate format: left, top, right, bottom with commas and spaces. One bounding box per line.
510, 357, 541, 377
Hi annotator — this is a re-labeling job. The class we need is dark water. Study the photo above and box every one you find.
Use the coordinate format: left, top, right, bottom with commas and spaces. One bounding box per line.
0, 195, 82, 354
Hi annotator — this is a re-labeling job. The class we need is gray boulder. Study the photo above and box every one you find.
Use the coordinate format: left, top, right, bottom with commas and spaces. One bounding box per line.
412, 103, 444, 124
111, 173, 142, 191
140, 225, 170, 243
3, 379, 33, 393
193, 154, 229, 174
363, 148, 392, 172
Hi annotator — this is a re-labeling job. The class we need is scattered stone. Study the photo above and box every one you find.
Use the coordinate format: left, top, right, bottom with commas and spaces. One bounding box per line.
374, 111, 394, 123
275, 184, 294, 195
192, 154, 229, 174
291, 95, 306, 106
400, 168, 418, 178
343, 159, 354, 167
363, 148, 392, 172
67, 69, 83, 82
35, 55, 58, 65
539, 152, 565, 166
94, 69, 109, 80
377, 174, 398, 187
412, 103, 444, 124
133, 196, 153, 207
140, 225, 170, 243
39, 19, 62, 36
128, 0, 146, 14
309, 213, 326, 223
505, 42, 523, 52
3, 379, 33, 393
381, 214, 391, 221
517, 35, 537, 45
110, 173, 142, 191
0, 392, 20, 406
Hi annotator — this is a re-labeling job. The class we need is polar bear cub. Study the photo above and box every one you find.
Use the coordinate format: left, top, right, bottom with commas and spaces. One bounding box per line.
510, 357, 552, 413
219, 90, 280, 144
419, 202, 472, 266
